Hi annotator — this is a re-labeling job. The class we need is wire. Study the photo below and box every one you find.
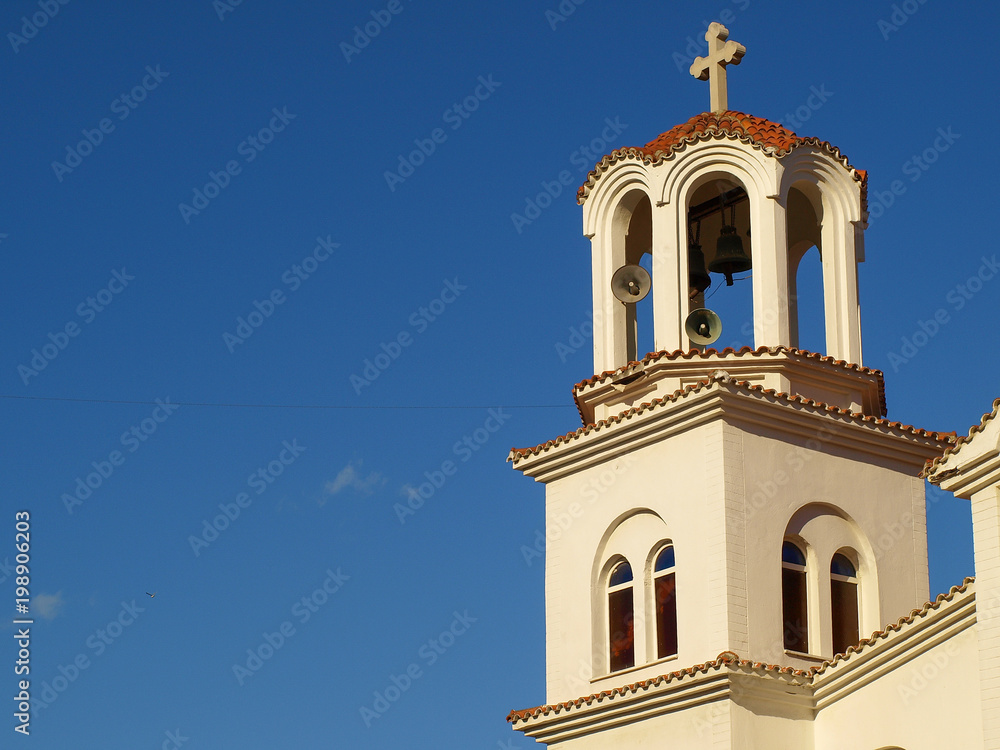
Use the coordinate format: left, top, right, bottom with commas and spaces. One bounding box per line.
704, 272, 752, 303
0, 394, 572, 410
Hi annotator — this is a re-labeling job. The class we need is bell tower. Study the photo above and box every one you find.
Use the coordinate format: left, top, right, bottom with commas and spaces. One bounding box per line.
507, 23, 954, 748
587, 22, 866, 379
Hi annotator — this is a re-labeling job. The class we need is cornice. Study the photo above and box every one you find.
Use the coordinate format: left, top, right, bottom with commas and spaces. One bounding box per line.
510, 378, 952, 483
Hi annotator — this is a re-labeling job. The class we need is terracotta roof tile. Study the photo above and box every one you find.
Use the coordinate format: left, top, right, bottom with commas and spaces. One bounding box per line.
576, 110, 866, 210
573, 346, 882, 391
921, 398, 1000, 479
511, 379, 711, 461
510, 376, 950, 463
506, 650, 810, 724
571, 345, 888, 424
640, 111, 801, 156
812, 577, 975, 674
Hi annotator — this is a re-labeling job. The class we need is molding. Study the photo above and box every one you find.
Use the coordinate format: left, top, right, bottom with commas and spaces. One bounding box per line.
513, 382, 947, 483
812, 586, 976, 707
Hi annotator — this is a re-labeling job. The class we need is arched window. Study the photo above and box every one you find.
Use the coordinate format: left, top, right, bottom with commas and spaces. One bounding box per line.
831, 552, 860, 655
782, 541, 808, 652
608, 561, 634, 672
653, 545, 677, 658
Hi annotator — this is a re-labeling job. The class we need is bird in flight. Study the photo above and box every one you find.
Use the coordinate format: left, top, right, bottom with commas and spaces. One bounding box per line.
146, 592, 156, 598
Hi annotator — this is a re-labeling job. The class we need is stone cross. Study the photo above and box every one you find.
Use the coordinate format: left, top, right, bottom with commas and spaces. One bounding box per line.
689, 22, 746, 113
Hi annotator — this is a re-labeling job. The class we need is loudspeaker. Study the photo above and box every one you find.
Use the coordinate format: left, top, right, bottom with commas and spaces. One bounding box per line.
684, 308, 722, 346
610, 264, 651, 304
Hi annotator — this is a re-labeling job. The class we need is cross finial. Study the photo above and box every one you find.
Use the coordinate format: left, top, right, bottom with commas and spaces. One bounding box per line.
689, 22, 746, 113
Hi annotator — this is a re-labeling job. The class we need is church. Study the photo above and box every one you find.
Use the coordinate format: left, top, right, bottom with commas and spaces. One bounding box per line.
504, 23, 1000, 748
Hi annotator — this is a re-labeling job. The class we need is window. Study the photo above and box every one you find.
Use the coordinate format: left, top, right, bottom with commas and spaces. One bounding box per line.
782, 541, 808, 652
653, 545, 677, 658
608, 561, 634, 672
831, 552, 859, 655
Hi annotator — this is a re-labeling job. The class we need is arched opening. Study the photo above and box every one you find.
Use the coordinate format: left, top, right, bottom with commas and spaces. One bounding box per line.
787, 185, 824, 353
792, 247, 824, 352
782, 540, 809, 652
652, 544, 677, 658
686, 177, 753, 349
624, 195, 654, 358
607, 560, 635, 672
783, 503, 878, 658
830, 550, 860, 654
592, 509, 673, 675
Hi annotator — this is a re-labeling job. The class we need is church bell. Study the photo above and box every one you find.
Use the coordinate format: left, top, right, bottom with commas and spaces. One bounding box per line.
687, 221, 711, 298
708, 203, 751, 285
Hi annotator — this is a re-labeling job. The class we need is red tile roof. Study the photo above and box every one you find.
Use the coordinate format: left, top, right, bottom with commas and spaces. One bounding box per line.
507, 650, 811, 724
573, 345, 883, 391
507, 577, 974, 725
813, 577, 975, 673
571, 346, 888, 425
576, 110, 866, 208
641, 110, 801, 156
509, 376, 953, 462
922, 398, 1000, 479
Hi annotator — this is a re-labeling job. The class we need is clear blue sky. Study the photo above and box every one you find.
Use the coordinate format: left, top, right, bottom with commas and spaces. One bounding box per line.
3, 1, 997, 747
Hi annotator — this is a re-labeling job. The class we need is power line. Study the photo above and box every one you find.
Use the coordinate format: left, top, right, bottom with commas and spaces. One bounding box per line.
0, 394, 572, 410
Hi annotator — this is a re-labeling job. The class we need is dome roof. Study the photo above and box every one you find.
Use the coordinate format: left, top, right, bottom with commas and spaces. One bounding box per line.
577, 110, 866, 205
641, 110, 801, 157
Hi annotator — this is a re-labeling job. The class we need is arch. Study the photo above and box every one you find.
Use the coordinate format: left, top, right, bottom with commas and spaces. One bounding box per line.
607, 559, 635, 672
684, 172, 756, 349
592, 508, 668, 585
779, 148, 863, 225
830, 548, 860, 655
782, 503, 878, 658
592, 509, 672, 675
658, 141, 777, 209
659, 141, 791, 350
582, 160, 653, 238
651, 543, 678, 658
790, 243, 824, 352
786, 180, 824, 350
781, 539, 809, 652
779, 148, 865, 363
581, 166, 657, 371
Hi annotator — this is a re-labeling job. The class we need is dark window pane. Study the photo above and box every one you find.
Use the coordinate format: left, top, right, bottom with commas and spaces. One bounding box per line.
782, 567, 808, 652
831, 579, 860, 655
831, 553, 856, 578
609, 561, 633, 587
655, 572, 677, 658
782, 541, 806, 566
654, 545, 675, 572
608, 588, 635, 671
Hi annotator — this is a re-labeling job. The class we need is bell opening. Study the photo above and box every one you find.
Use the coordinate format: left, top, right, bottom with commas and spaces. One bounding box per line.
624, 194, 655, 359
686, 178, 754, 350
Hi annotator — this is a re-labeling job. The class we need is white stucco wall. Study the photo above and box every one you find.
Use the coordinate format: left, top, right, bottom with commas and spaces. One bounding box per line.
540, 406, 931, 701
813, 625, 982, 749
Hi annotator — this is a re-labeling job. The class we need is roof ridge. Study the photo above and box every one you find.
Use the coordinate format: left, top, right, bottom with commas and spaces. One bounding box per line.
812, 577, 975, 674
922, 398, 1000, 479
732, 380, 951, 442
573, 346, 883, 392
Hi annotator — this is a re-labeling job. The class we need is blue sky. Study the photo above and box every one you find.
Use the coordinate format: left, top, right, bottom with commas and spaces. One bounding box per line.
3, 1, 998, 747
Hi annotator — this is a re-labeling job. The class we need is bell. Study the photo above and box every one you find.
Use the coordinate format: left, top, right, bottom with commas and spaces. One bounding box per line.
709, 225, 752, 286
687, 243, 711, 298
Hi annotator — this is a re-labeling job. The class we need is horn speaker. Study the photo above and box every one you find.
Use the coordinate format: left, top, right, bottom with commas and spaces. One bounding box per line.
685, 308, 722, 346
